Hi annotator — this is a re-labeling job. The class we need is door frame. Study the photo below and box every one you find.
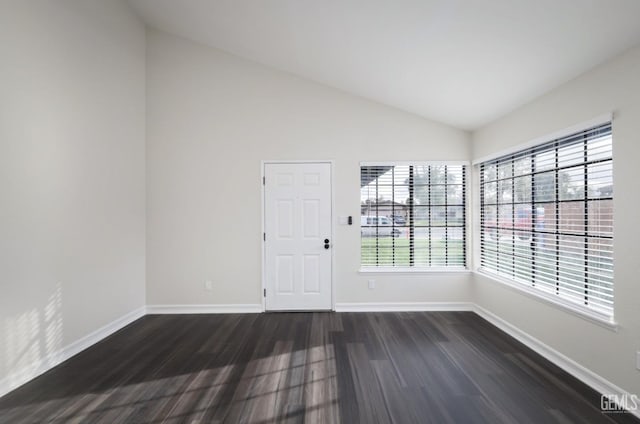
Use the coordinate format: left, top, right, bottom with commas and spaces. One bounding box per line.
261, 160, 335, 312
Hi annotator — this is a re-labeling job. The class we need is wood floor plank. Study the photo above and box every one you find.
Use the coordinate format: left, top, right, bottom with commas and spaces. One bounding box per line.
0, 312, 637, 424
345, 342, 392, 424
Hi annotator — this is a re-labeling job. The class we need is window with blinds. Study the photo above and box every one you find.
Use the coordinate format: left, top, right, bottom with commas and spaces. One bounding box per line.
360, 163, 466, 269
479, 122, 613, 317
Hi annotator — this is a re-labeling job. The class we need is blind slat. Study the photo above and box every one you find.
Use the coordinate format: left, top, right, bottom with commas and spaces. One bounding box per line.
361, 164, 466, 268
480, 122, 613, 316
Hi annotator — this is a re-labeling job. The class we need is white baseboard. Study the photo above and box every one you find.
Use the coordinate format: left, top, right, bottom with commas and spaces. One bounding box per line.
146, 304, 263, 314
334, 302, 474, 312
0, 305, 145, 398
473, 304, 640, 420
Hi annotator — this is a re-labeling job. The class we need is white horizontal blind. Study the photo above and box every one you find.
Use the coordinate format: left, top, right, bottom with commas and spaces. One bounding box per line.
479, 123, 613, 316
360, 164, 466, 268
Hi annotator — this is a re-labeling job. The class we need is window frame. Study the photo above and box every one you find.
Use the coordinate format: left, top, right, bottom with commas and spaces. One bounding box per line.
359, 161, 469, 273
476, 121, 614, 322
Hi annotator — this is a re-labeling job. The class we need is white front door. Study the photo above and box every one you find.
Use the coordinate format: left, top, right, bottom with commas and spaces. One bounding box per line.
264, 162, 332, 310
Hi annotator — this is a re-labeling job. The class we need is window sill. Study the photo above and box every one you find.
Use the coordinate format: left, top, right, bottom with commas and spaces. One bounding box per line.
359, 267, 470, 275
474, 268, 618, 332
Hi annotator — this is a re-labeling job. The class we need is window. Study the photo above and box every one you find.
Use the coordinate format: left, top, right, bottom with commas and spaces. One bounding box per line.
479, 122, 613, 317
360, 163, 467, 269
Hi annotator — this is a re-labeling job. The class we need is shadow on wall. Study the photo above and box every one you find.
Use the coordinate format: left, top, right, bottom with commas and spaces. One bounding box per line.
2, 283, 63, 392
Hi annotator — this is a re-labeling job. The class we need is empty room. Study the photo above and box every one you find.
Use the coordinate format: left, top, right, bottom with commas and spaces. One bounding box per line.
2, 0, 640, 422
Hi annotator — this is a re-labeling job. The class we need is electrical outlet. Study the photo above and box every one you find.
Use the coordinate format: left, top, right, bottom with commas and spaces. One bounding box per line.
368, 279, 375, 290
205, 280, 213, 291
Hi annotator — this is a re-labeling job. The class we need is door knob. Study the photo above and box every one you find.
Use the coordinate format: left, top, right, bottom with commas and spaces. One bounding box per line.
324, 238, 330, 249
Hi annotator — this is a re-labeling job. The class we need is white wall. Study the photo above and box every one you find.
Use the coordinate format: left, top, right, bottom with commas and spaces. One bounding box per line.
472, 45, 640, 396
0, 0, 146, 392
146, 30, 472, 308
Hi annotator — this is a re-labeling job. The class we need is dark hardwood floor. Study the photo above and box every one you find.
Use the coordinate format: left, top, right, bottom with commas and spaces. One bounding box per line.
0, 312, 637, 423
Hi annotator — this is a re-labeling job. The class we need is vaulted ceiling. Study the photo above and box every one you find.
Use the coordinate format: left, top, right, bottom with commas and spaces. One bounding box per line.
128, 0, 640, 130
